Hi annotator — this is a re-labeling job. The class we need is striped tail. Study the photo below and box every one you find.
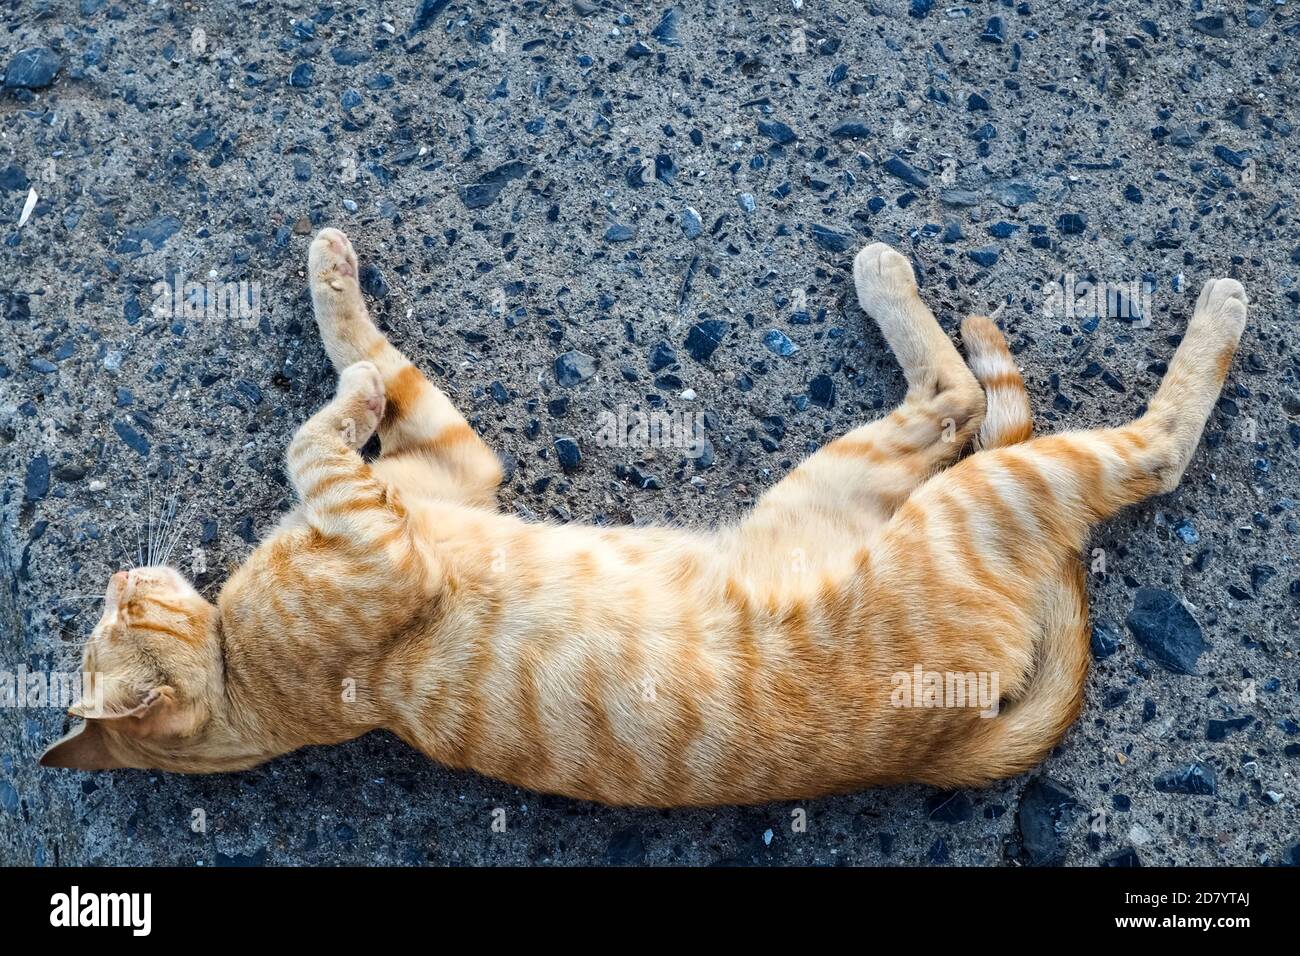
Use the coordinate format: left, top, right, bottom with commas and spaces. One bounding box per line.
961, 315, 1033, 449
928, 563, 1092, 788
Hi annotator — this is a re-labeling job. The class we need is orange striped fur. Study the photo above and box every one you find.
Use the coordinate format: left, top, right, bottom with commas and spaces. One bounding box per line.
41, 235, 1249, 806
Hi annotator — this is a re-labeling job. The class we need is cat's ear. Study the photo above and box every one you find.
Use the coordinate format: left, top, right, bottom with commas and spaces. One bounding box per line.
42, 687, 190, 769
71, 686, 191, 740
39, 721, 127, 771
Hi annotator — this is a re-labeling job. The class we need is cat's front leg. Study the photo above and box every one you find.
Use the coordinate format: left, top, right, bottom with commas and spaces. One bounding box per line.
309, 228, 503, 506
294, 359, 385, 452
286, 361, 397, 527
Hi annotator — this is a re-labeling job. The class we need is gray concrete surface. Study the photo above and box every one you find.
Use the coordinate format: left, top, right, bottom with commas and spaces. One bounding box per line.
1, 0, 1297, 866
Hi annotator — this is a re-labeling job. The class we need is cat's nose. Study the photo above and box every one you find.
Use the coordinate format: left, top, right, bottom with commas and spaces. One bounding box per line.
110, 571, 129, 592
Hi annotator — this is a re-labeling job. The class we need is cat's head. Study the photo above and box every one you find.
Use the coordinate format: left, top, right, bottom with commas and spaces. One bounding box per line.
40, 566, 232, 772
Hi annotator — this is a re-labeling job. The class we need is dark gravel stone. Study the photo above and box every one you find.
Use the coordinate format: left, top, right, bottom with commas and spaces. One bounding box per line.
1056, 212, 1088, 235
0, 165, 28, 191
940, 188, 984, 207
604, 223, 636, 242
288, 63, 315, 88
882, 155, 929, 189
830, 120, 871, 139
112, 420, 150, 457
24, 454, 49, 502
762, 329, 797, 357
1125, 588, 1208, 674
1153, 761, 1216, 796
214, 848, 269, 867
1214, 145, 1248, 169
554, 351, 597, 386
359, 264, 388, 299
606, 826, 646, 865
810, 224, 854, 253
411, 0, 451, 33
925, 790, 974, 823
967, 247, 1000, 267
757, 119, 798, 145
1090, 620, 1121, 659
553, 435, 581, 472
332, 48, 369, 66
1206, 717, 1251, 741
680, 206, 703, 238
1169, 124, 1203, 147
1191, 16, 1228, 39
1101, 847, 1142, 867
808, 373, 836, 408
458, 161, 528, 209
1017, 776, 1079, 866
616, 464, 663, 491
119, 215, 182, 253
684, 320, 729, 362
4, 47, 61, 89
928, 837, 949, 864
990, 180, 1038, 207
648, 340, 677, 372
650, 8, 681, 47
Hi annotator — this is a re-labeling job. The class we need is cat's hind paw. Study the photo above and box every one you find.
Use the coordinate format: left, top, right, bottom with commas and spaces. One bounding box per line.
1192, 277, 1247, 341
854, 242, 919, 316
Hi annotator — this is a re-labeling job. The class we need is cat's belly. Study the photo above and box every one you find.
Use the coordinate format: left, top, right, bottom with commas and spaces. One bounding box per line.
387, 580, 1031, 806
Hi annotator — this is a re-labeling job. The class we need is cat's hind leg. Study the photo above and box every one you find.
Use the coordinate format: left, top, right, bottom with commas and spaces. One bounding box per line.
1138, 277, 1248, 492
1028, 275, 1247, 524
308, 228, 502, 505
748, 244, 985, 537
889, 279, 1245, 784
916, 275, 1247, 574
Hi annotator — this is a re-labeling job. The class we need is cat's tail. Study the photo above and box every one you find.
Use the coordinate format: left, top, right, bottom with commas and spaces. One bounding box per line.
932, 563, 1092, 788
961, 315, 1032, 449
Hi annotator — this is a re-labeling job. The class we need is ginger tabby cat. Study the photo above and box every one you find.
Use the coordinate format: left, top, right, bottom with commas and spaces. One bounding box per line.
40, 230, 1248, 806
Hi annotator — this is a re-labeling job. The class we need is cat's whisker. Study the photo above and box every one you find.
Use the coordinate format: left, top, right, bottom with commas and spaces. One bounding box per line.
132, 499, 145, 568
35, 643, 100, 658
50, 613, 93, 632
158, 472, 191, 567
155, 496, 171, 564
160, 483, 182, 557
146, 477, 156, 566
161, 499, 199, 568
108, 529, 136, 569
147, 475, 168, 566
155, 477, 174, 565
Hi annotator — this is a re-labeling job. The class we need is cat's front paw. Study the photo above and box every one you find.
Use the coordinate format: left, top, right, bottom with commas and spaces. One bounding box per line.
309, 227, 360, 295
334, 360, 386, 447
